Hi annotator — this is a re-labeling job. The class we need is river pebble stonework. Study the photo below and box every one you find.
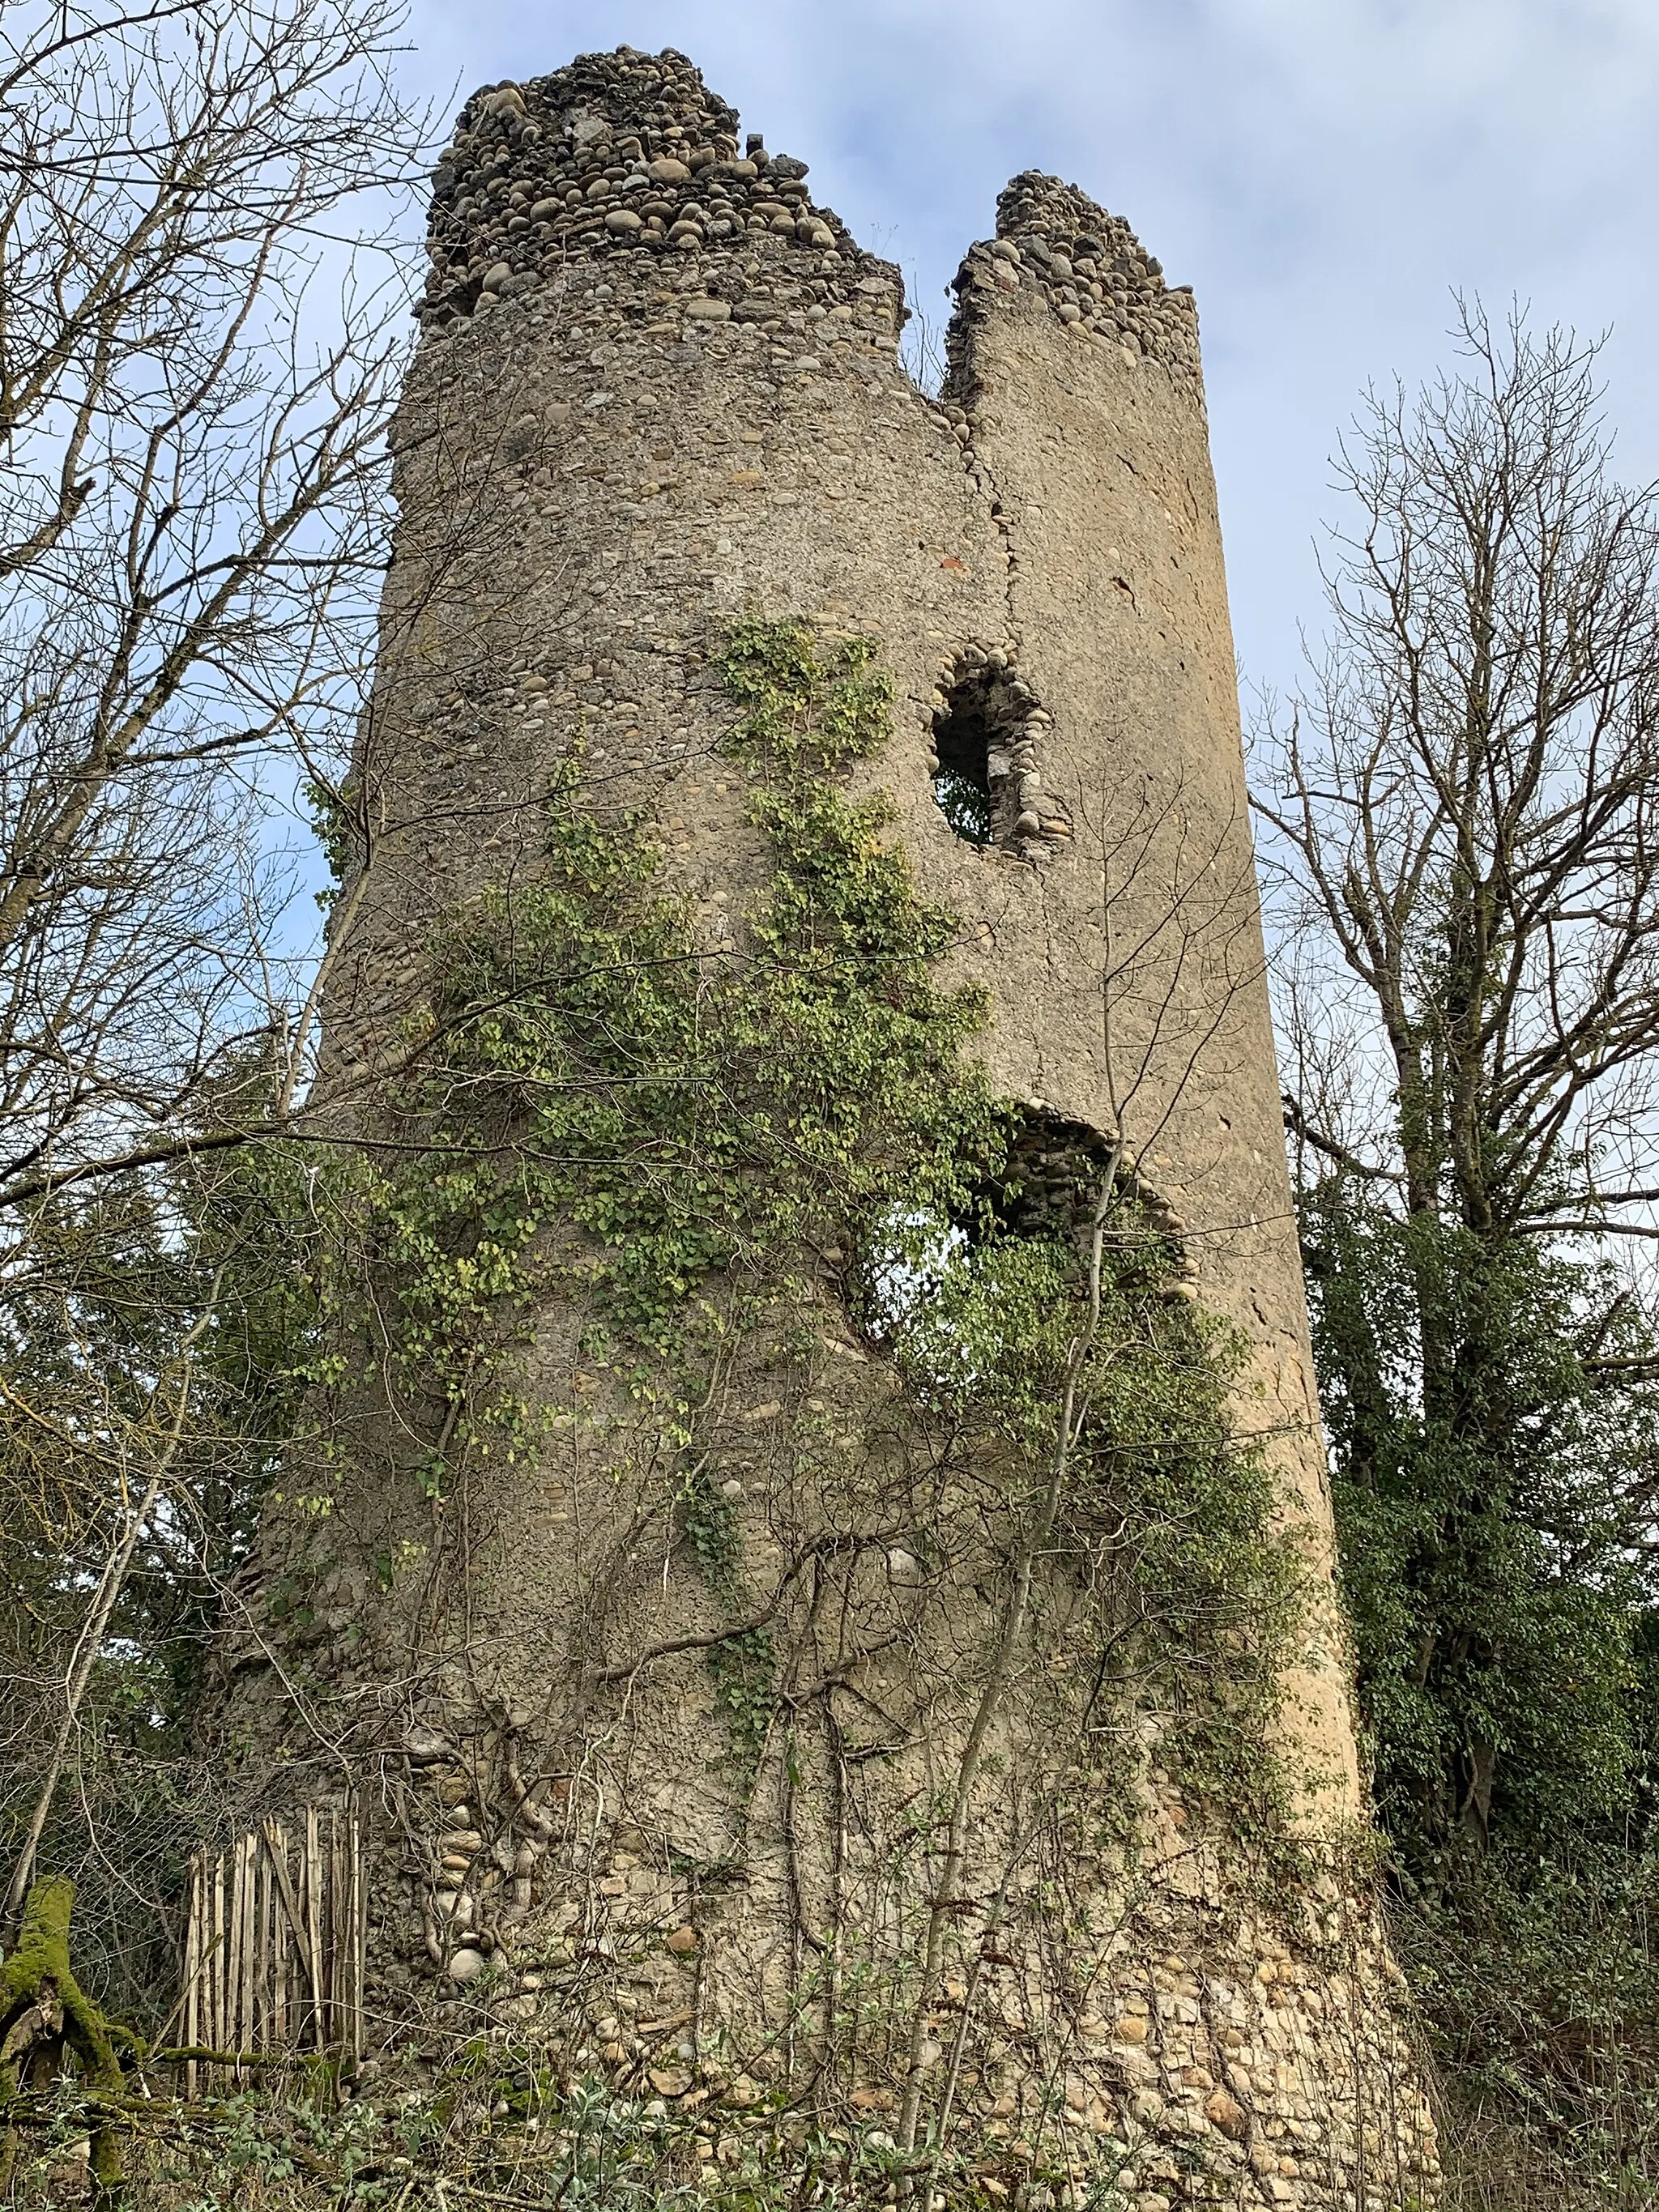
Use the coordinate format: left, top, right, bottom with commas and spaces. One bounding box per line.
229, 47, 1440, 2210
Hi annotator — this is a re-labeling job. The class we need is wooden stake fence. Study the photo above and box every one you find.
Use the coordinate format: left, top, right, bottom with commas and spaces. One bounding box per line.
180, 1801, 364, 2094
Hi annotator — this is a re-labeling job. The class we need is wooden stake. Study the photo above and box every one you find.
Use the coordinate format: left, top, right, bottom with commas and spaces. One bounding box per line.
211, 1851, 226, 2058
183, 1851, 201, 2100
271, 1821, 289, 2049
237, 1831, 254, 2072
305, 1805, 324, 2050
349, 1797, 365, 2061
256, 1839, 272, 2053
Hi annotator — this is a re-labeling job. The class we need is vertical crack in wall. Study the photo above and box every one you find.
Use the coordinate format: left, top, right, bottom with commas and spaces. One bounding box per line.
223, 45, 1444, 2207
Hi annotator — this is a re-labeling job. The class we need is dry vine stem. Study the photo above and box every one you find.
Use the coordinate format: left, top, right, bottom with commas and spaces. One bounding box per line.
896, 1157, 1122, 2156
200, 43, 1439, 2209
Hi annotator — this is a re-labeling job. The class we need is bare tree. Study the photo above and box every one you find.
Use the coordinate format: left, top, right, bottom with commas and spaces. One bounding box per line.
1255, 301, 1659, 1852
0, 0, 427, 1989
1259, 301, 1659, 1255
0, 0, 429, 1215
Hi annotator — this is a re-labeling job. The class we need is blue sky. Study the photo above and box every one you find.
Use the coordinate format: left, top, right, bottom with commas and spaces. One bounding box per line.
398, 0, 1659, 712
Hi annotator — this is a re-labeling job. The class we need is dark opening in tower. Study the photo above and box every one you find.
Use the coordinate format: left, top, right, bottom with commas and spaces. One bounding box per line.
855, 1103, 1192, 1383
970, 1104, 1125, 1248
929, 651, 1060, 850
931, 682, 995, 844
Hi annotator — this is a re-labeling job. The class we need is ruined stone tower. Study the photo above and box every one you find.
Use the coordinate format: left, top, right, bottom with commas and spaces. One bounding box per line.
232, 45, 1438, 2208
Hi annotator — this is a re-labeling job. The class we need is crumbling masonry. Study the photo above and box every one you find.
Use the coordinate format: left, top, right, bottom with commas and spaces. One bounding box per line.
232, 45, 1439, 2210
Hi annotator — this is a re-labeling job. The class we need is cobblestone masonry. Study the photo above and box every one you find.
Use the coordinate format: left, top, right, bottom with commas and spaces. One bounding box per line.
231, 47, 1439, 2208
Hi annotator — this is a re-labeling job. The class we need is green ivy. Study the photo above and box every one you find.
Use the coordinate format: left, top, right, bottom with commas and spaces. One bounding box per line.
343, 620, 1293, 1813
716, 619, 892, 774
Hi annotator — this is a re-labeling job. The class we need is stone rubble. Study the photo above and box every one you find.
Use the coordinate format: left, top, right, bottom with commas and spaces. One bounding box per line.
949, 172, 1204, 394
416, 46, 892, 352
256, 42, 1441, 2210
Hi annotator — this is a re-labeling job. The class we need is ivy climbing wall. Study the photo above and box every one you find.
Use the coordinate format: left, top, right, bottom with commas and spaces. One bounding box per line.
222, 45, 1440, 2212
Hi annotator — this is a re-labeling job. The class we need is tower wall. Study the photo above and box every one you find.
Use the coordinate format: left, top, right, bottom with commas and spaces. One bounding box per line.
939, 189, 1362, 1811
237, 48, 1438, 2207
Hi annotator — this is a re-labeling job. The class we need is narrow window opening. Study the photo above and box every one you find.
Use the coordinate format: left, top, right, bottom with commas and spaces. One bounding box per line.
931, 684, 995, 845
928, 650, 1068, 852
856, 1106, 1188, 1387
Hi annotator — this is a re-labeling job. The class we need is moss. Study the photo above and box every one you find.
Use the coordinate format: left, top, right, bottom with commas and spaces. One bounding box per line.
318, 618, 1294, 1812
1, 1877, 133, 2206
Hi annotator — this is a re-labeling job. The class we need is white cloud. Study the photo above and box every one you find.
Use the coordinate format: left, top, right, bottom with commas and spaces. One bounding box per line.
399, 0, 1659, 701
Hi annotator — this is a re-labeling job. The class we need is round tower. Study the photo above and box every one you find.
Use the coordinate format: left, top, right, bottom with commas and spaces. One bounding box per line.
232, 47, 1437, 2206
